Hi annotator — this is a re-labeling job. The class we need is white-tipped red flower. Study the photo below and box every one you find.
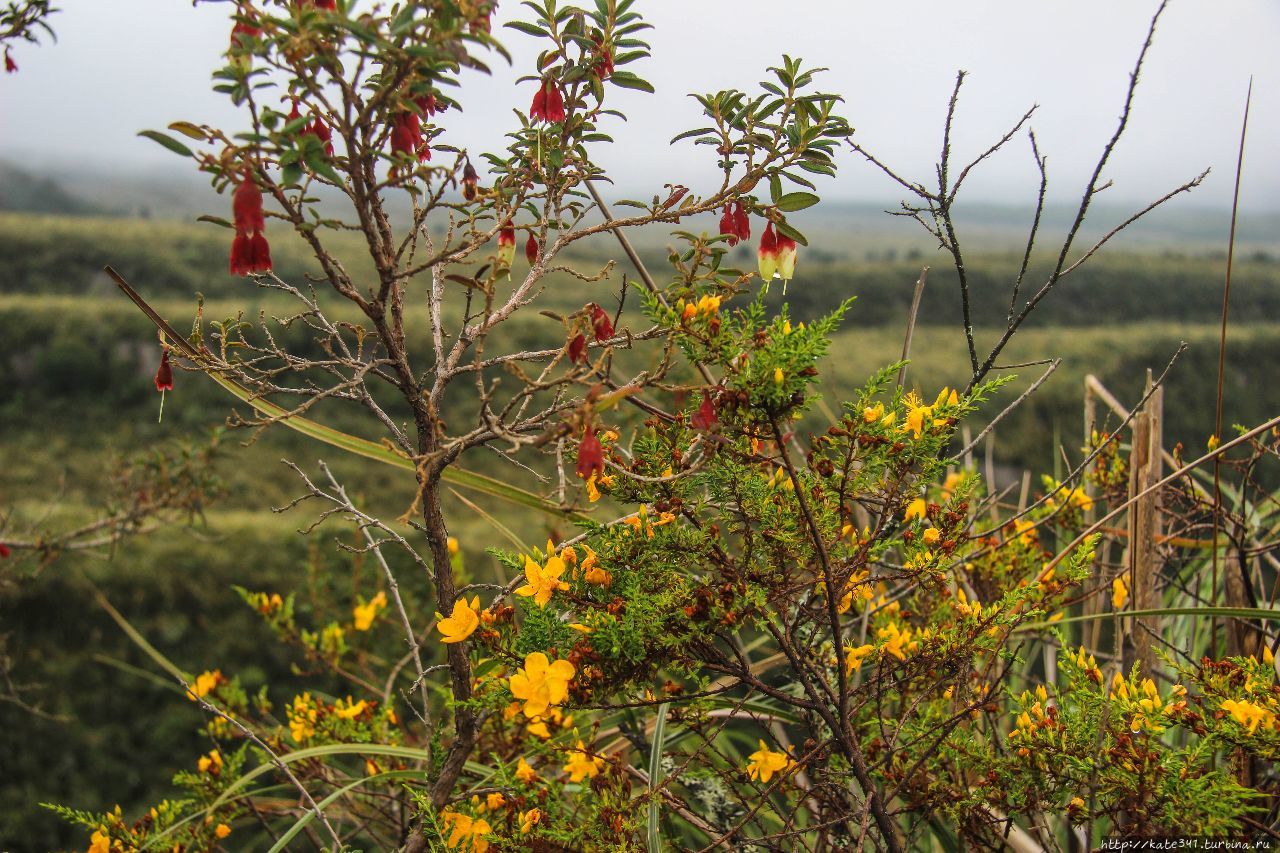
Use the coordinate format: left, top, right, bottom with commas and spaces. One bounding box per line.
775, 229, 797, 282
154, 347, 174, 393
757, 222, 779, 281
497, 222, 516, 272
529, 80, 566, 124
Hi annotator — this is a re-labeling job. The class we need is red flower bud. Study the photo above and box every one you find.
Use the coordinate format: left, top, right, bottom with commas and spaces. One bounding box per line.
592, 34, 614, 79
232, 177, 265, 233
0, 542, 10, 559
4, 50, 16, 74
590, 304, 614, 342
576, 426, 605, 481
568, 333, 587, 365
309, 0, 337, 9
691, 392, 717, 430
154, 349, 174, 392
308, 117, 334, 156
525, 233, 540, 265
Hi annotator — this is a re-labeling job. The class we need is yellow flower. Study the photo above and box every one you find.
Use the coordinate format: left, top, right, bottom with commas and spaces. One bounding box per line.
353, 591, 387, 631
334, 696, 368, 720
88, 828, 111, 853
904, 393, 933, 439
197, 749, 222, 774
933, 387, 960, 407
436, 595, 481, 644
746, 740, 793, 783
904, 498, 927, 522
696, 294, 721, 317
941, 471, 964, 498
922, 527, 941, 544
190, 669, 221, 701
509, 652, 576, 718
214, 823, 232, 839
774, 367, 784, 385
1013, 518, 1037, 546
448, 537, 460, 556
515, 553, 569, 608
844, 643, 875, 675
583, 563, 613, 587
1112, 576, 1129, 610
1208, 434, 1221, 451
878, 621, 919, 661
526, 718, 551, 739
1220, 698, 1275, 734
520, 808, 543, 834
442, 811, 492, 853
515, 756, 538, 783
563, 740, 605, 782
485, 792, 505, 811
863, 402, 884, 423
288, 692, 319, 743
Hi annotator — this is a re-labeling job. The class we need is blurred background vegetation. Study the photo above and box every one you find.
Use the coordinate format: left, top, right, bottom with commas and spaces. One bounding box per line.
2, 158, 1279, 848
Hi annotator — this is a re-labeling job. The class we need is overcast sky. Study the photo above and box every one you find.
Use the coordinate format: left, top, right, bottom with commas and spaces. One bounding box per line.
1, 1, 1277, 211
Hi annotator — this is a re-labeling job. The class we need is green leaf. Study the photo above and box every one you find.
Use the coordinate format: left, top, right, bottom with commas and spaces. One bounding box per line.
609, 71, 654, 93
775, 219, 808, 247
167, 121, 207, 141
647, 703, 669, 853
504, 20, 547, 36
776, 191, 819, 212
137, 130, 194, 158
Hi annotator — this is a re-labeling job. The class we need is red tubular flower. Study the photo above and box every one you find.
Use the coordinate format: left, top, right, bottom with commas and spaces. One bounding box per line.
592, 34, 614, 79
4, 50, 16, 74
568, 333, 587, 365
733, 203, 751, 243
390, 111, 426, 160
229, 232, 253, 276
232, 178, 265, 233
415, 94, 443, 118
691, 392, 717, 430
757, 222, 779, 281
308, 117, 334, 156
154, 349, 174, 392
719, 206, 738, 246
250, 232, 273, 272
590, 304, 614, 342
461, 162, 479, 201
529, 85, 548, 122
576, 426, 605, 481
525, 233, 540, 265
543, 82, 566, 123
310, 0, 337, 9
0, 542, 10, 559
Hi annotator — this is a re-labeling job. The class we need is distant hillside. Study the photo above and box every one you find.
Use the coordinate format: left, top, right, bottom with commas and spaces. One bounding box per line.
0, 161, 96, 215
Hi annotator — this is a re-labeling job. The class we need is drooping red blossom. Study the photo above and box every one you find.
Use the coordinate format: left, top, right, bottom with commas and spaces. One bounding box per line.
250, 231, 273, 270
568, 333, 587, 365
390, 110, 428, 161
229, 174, 272, 276
0, 542, 11, 559
590, 304, 614, 342
461, 162, 479, 201
719, 206, 738, 246
307, 0, 337, 9
415, 94, 443, 118
232, 178, 265, 233
757, 222, 779, 281
154, 348, 174, 392
576, 426, 605, 481
525, 233, 540, 265
308, 116, 334, 156
691, 392, 717, 430
529, 80, 565, 123
230, 5, 261, 46
4, 50, 16, 74
733, 204, 751, 243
